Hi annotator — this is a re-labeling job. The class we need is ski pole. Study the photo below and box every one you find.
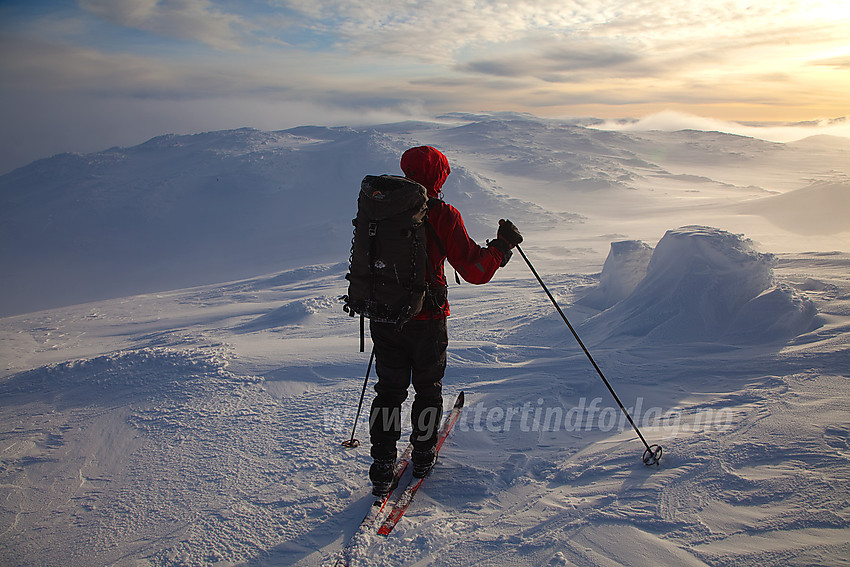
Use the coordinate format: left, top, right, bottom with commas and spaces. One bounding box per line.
342, 349, 374, 448
515, 244, 663, 466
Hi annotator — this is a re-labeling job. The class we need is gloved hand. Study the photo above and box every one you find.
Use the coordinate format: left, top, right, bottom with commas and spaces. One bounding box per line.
488, 219, 522, 267
497, 219, 523, 248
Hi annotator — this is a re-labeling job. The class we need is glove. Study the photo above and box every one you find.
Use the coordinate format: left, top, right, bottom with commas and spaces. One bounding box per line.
497, 219, 523, 248
488, 219, 522, 267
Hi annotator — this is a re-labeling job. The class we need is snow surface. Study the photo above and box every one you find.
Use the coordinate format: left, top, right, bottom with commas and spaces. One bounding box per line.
1, 113, 849, 566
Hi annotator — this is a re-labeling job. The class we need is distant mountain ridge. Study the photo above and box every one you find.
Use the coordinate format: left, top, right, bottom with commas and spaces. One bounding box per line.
2, 115, 848, 316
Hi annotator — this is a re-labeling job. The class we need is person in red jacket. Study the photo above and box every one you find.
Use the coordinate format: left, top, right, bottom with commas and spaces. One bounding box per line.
368, 145, 523, 496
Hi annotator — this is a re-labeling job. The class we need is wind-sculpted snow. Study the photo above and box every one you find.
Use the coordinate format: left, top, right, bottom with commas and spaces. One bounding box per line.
237, 296, 337, 331
1, 245, 849, 566
0, 347, 242, 398
582, 226, 818, 344
578, 240, 654, 310
0, 342, 375, 567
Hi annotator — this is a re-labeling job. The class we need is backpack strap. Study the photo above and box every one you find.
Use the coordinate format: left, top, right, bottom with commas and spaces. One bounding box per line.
360, 220, 380, 352
424, 198, 461, 285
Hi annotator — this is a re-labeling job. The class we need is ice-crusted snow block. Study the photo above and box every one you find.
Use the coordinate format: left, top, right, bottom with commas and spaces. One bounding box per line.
583, 225, 817, 344
579, 239, 654, 310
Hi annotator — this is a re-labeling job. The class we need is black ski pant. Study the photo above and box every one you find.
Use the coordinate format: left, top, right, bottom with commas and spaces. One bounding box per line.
368, 318, 447, 462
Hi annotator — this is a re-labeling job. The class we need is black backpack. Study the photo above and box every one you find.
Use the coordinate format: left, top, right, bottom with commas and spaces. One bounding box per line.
343, 175, 431, 348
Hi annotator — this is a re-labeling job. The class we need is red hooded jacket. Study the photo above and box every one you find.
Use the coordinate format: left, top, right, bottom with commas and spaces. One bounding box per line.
400, 146, 505, 319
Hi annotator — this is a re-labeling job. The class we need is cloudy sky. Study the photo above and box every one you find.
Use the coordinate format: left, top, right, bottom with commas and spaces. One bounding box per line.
2, 0, 849, 173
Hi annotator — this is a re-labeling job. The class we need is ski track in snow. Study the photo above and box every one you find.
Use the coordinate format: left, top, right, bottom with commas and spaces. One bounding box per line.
1, 117, 850, 566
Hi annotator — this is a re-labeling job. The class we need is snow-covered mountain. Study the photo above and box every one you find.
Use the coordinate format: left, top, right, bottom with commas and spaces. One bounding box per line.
2, 113, 848, 317
1, 114, 849, 566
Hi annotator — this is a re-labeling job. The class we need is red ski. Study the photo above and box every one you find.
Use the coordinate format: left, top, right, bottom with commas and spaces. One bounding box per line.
332, 443, 413, 567
377, 391, 465, 536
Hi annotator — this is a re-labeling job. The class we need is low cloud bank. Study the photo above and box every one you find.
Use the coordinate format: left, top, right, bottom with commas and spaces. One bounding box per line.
594, 110, 850, 143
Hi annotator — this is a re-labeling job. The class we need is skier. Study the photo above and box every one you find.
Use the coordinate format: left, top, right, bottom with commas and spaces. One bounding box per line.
368, 145, 522, 496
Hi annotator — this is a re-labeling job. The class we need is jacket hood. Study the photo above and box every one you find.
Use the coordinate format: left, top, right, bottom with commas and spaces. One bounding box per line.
400, 146, 450, 197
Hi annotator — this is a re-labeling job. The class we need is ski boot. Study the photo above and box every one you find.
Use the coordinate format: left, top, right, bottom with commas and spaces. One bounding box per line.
411, 448, 437, 478
370, 459, 395, 497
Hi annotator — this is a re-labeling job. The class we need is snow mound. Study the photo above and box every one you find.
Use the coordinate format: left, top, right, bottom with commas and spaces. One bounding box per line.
583, 226, 817, 344
238, 296, 336, 331
723, 283, 820, 343
0, 347, 237, 397
578, 240, 654, 310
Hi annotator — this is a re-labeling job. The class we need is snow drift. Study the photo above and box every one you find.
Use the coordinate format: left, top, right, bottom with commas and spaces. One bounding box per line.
582, 226, 818, 344
578, 240, 653, 310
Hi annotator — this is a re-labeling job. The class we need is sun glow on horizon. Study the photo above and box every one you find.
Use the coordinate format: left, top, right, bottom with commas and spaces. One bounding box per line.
1, 0, 849, 172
